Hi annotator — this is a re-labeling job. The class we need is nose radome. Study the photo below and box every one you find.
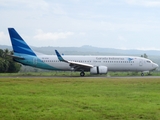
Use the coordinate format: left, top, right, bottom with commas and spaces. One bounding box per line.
153, 63, 159, 69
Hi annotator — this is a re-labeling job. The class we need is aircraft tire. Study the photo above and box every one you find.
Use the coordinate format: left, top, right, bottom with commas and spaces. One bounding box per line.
80, 72, 85, 77
141, 73, 144, 76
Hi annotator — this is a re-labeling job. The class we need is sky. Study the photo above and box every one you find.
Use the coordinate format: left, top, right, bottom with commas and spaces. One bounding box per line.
0, 0, 160, 50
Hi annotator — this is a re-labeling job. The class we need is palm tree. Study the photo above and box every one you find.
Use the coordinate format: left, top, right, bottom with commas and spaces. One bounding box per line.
3, 49, 9, 58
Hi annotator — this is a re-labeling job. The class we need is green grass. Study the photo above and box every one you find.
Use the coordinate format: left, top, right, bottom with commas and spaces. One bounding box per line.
0, 78, 160, 120
0, 71, 160, 77
0, 71, 90, 77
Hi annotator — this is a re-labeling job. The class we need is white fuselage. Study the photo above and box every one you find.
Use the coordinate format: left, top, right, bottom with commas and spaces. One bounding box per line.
33, 55, 158, 72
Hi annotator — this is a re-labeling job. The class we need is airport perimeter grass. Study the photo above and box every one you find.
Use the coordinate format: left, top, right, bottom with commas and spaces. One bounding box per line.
0, 78, 160, 120
0, 71, 160, 77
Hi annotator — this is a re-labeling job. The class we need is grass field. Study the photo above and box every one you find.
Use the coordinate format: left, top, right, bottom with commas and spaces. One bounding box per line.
0, 71, 160, 77
0, 77, 160, 120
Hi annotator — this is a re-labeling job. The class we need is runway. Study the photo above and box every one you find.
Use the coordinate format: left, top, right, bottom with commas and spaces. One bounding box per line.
1, 76, 160, 79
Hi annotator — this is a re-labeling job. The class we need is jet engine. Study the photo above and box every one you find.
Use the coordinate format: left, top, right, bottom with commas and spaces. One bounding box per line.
90, 66, 108, 74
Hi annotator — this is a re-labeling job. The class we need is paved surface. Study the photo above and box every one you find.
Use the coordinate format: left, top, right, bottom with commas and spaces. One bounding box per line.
0, 76, 160, 79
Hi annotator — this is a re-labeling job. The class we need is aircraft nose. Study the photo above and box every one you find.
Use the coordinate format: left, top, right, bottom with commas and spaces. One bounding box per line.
153, 63, 159, 69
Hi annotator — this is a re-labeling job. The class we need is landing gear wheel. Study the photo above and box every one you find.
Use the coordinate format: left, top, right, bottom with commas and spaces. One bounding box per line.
80, 72, 85, 77
141, 73, 144, 76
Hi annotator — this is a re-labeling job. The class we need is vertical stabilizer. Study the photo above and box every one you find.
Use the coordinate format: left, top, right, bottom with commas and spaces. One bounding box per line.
8, 28, 36, 56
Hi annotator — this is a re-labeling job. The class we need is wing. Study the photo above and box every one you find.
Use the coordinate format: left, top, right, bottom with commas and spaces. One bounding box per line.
55, 50, 94, 71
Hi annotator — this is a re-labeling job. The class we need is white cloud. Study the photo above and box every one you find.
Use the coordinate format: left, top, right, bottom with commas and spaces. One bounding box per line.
33, 29, 74, 41
51, 4, 66, 15
26, 0, 49, 11
0, 0, 49, 11
135, 47, 160, 50
0, 32, 7, 39
126, 0, 160, 7
1, 0, 160, 49
0, 32, 10, 45
79, 32, 86, 36
117, 35, 126, 41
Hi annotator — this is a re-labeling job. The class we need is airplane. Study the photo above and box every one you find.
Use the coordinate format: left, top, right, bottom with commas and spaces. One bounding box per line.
8, 28, 159, 76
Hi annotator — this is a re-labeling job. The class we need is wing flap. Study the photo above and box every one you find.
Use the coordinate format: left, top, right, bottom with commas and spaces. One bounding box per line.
68, 61, 93, 68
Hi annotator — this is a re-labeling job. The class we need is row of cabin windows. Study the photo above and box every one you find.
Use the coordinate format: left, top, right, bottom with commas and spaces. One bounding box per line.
103, 61, 134, 63
94, 61, 134, 63
42, 60, 134, 63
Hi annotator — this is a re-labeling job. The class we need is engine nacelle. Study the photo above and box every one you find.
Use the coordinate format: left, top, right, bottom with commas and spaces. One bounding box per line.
70, 67, 74, 71
90, 66, 108, 74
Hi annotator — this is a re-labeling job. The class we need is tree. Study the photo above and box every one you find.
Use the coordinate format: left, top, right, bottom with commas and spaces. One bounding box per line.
144, 53, 148, 58
7, 61, 21, 73
0, 49, 4, 57
4, 49, 9, 58
0, 49, 21, 73
141, 53, 148, 58
0, 58, 5, 72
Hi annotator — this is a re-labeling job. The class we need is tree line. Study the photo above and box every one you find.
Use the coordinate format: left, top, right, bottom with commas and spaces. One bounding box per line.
0, 49, 21, 73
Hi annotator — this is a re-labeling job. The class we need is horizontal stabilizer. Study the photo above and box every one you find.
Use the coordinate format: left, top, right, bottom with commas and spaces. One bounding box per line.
7, 54, 25, 60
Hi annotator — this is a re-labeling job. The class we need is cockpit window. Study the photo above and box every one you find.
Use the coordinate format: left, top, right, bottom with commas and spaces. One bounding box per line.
146, 60, 151, 63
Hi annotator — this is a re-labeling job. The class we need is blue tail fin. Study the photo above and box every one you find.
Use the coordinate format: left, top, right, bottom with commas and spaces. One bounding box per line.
8, 28, 36, 56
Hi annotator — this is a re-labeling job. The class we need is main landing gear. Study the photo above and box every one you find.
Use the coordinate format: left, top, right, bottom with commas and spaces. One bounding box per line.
141, 73, 144, 76
141, 72, 151, 76
80, 71, 85, 77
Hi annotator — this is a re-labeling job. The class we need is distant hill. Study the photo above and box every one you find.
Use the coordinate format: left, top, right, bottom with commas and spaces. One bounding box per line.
28, 45, 160, 56
1, 44, 160, 56
0, 45, 12, 50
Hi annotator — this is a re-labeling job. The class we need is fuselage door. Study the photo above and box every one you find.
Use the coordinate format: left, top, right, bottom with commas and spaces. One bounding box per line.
139, 60, 143, 66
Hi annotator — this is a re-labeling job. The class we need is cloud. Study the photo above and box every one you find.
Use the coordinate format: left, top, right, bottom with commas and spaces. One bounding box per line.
0, 31, 10, 45
135, 47, 160, 50
79, 32, 86, 36
126, 0, 160, 7
33, 29, 74, 41
0, 0, 49, 11
117, 35, 126, 41
51, 4, 67, 15
0, 32, 7, 39
26, 0, 49, 11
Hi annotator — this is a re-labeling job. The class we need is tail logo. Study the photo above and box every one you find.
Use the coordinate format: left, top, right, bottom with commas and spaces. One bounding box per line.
8, 28, 36, 56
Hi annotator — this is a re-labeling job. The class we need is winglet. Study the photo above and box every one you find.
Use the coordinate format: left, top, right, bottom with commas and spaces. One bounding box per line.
55, 50, 66, 61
